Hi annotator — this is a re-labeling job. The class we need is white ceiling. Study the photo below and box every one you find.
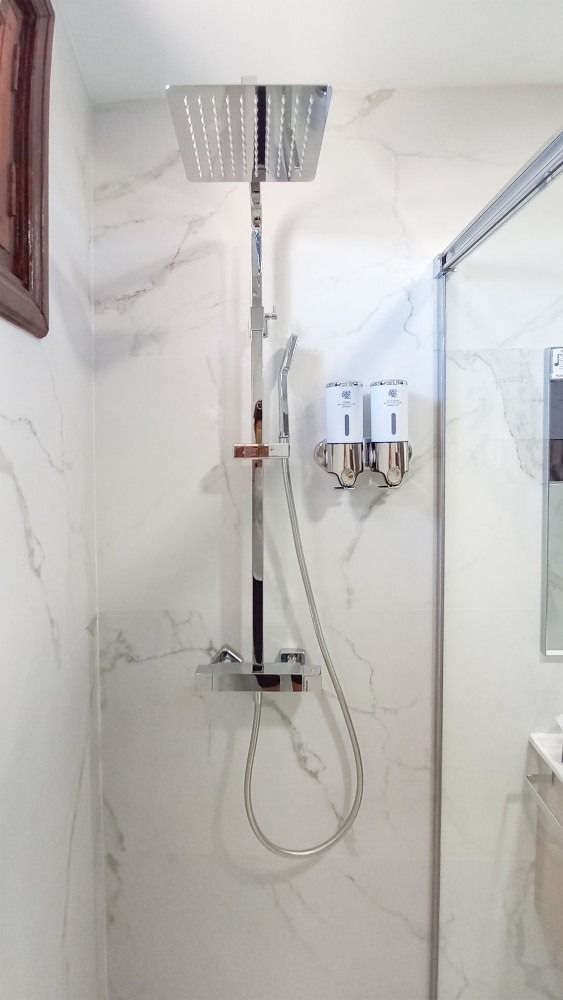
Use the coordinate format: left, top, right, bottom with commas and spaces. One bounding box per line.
56, 0, 563, 105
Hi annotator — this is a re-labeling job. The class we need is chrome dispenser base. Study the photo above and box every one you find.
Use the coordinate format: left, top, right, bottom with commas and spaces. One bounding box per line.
314, 440, 411, 488
196, 646, 322, 693
365, 440, 411, 487
314, 441, 364, 488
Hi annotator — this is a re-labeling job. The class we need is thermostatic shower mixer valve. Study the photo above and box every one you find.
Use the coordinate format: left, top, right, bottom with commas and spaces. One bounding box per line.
315, 379, 412, 488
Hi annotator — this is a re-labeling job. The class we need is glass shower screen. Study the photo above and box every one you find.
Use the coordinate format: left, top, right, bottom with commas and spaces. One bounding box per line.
438, 149, 563, 1000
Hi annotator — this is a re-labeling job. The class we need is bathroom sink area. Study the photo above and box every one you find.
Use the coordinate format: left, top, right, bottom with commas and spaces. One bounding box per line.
529, 732, 563, 780
527, 733, 563, 831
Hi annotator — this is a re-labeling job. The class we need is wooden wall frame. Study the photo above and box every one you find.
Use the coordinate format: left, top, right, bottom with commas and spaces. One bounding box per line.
0, 0, 54, 338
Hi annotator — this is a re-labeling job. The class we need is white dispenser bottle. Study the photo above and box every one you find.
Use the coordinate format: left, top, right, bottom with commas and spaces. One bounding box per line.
370, 380, 408, 442
325, 382, 364, 443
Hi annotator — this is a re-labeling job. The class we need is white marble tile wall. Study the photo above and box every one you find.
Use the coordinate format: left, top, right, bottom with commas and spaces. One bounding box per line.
0, 18, 104, 1000
94, 88, 563, 1000
441, 169, 563, 999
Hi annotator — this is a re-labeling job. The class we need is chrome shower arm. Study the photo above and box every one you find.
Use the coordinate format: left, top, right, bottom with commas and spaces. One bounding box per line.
278, 334, 298, 442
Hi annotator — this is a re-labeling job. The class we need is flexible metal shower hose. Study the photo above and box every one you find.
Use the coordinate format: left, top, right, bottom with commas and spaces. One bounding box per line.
244, 457, 364, 857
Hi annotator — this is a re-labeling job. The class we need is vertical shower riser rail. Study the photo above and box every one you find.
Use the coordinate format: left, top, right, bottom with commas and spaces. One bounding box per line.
250, 180, 264, 670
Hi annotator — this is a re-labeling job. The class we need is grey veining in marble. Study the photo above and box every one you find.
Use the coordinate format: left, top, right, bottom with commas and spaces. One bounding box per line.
93, 87, 563, 1000
0, 21, 104, 1000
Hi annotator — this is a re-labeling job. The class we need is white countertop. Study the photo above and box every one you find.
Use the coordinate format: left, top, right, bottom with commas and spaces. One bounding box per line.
529, 732, 563, 783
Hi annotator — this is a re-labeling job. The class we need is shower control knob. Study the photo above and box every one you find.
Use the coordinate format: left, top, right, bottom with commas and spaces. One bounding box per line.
264, 307, 277, 338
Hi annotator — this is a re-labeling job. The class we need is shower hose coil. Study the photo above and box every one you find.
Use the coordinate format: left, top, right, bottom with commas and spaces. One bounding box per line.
244, 456, 364, 857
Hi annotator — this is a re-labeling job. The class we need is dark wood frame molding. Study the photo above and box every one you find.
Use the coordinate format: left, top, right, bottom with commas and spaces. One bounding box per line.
0, 0, 54, 338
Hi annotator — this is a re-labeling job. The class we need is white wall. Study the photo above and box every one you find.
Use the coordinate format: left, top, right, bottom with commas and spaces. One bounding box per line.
0, 20, 103, 1000
440, 168, 563, 1000
93, 88, 563, 1000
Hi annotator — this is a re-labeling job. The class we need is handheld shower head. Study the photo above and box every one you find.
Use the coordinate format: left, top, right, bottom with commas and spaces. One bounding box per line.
280, 334, 298, 375
278, 335, 298, 442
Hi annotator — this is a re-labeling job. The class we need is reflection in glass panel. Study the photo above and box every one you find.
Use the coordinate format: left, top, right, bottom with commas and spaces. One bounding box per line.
441, 167, 563, 1000
546, 484, 563, 653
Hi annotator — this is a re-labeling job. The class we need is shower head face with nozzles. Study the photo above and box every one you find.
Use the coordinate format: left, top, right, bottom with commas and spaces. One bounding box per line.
166, 84, 331, 183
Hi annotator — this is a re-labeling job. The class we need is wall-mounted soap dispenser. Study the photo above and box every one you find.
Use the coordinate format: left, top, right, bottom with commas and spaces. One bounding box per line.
315, 379, 411, 488
365, 379, 411, 487
325, 381, 364, 444
314, 382, 365, 488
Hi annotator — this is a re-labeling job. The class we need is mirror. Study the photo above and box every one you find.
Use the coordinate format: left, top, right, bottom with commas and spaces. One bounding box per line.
545, 346, 563, 654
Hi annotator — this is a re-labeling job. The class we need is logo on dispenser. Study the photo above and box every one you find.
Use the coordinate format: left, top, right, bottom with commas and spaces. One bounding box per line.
342, 389, 352, 400
388, 388, 398, 398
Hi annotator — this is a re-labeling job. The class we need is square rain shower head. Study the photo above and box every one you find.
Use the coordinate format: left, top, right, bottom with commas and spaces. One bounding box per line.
166, 84, 332, 183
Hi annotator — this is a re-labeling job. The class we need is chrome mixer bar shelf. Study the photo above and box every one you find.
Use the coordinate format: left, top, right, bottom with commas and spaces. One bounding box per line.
196, 647, 321, 693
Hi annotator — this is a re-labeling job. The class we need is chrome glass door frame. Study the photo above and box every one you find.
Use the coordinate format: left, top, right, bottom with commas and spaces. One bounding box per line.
435, 129, 563, 278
